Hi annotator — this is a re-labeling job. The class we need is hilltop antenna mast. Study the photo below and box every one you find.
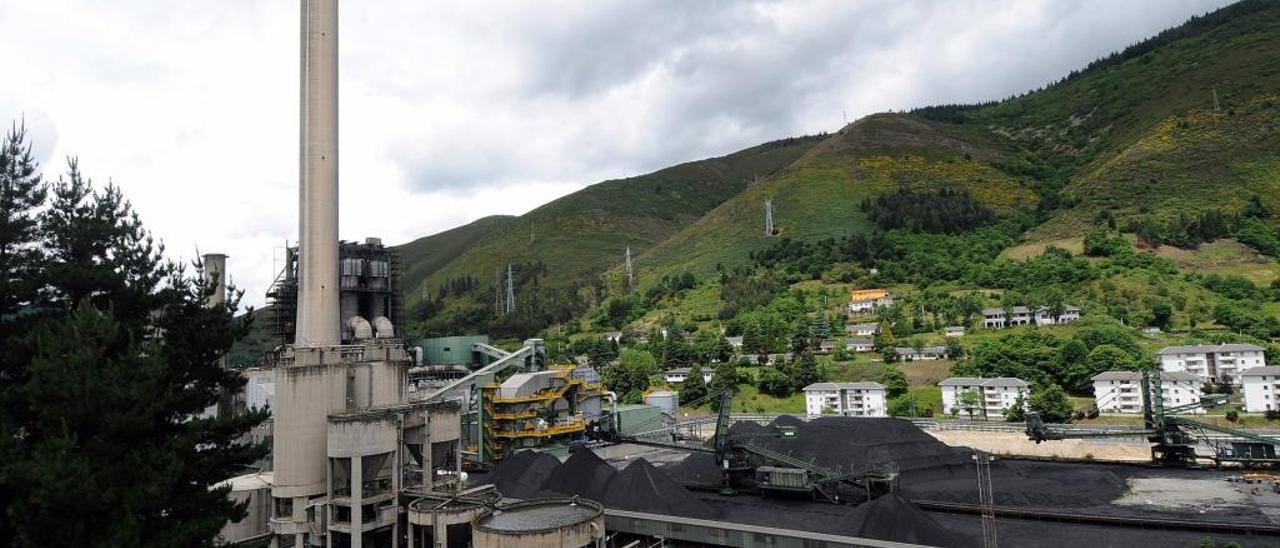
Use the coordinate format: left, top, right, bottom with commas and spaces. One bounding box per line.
764, 199, 775, 236
625, 246, 635, 287
505, 264, 516, 315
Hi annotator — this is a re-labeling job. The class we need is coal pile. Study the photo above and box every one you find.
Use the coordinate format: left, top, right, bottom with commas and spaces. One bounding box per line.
603, 458, 717, 519
729, 416, 974, 474
488, 450, 720, 519
486, 450, 562, 499
667, 416, 1132, 508
541, 449, 617, 501
846, 493, 974, 547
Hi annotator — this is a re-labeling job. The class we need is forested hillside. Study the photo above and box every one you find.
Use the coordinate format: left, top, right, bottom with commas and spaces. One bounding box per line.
398, 0, 1280, 418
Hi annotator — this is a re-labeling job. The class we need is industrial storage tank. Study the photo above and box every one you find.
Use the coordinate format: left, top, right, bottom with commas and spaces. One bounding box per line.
408, 495, 489, 548
643, 389, 678, 417
471, 498, 604, 548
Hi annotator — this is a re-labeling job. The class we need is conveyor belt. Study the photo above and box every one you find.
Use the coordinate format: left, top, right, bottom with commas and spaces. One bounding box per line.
916, 500, 1280, 535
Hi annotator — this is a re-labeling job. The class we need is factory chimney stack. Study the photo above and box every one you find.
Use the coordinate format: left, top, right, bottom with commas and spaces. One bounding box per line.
203, 252, 228, 307
295, 0, 340, 346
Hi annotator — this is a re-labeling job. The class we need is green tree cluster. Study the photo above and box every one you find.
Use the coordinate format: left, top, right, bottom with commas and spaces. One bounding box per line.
0, 125, 267, 547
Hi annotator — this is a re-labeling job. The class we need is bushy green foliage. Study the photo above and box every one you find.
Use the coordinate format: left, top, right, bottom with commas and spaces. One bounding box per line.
883, 366, 909, 399
1030, 384, 1074, 423
862, 188, 996, 234
605, 348, 658, 403
757, 367, 793, 397
680, 364, 708, 405
1004, 394, 1028, 422
1083, 228, 1129, 257
954, 320, 1147, 392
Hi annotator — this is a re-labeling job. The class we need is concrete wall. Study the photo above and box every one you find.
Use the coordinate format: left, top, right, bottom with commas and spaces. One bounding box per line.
273, 351, 348, 498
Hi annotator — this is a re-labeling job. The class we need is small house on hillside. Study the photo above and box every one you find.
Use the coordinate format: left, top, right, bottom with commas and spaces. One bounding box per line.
846, 337, 875, 353
848, 289, 893, 314
846, 323, 881, 337
895, 346, 947, 361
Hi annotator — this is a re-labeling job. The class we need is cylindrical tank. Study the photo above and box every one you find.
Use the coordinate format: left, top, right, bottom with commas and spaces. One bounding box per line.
644, 390, 678, 417
471, 498, 604, 548
408, 496, 487, 548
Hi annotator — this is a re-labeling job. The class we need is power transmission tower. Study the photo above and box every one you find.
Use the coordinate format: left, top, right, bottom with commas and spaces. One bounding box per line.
624, 246, 635, 287
973, 452, 998, 548
1213, 84, 1221, 113
764, 199, 775, 236
530, 224, 535, 244
504, 264, 516, 315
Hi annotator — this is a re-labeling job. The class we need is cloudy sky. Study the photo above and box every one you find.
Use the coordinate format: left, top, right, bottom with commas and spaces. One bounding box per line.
0, 0, 1231, 307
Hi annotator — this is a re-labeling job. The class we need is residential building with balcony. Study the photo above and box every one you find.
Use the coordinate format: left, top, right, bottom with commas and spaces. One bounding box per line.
1241, 366, 1280, 412
1091, 370, 1203, 414
1157, 343, 1266, 383
803, 382, 887, 417
939, 377, 1029, 418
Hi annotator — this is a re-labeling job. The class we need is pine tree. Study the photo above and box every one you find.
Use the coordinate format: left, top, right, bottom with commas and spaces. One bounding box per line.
0, 122, 45, 318
680, 364, 708, 405
0, 152, 268, 547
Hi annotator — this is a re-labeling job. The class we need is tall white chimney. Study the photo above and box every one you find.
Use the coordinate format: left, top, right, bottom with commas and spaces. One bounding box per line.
296, 0, 340, 346
202, 252, 228, 307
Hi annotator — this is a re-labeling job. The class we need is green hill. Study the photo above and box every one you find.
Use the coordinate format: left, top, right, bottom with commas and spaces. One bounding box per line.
400, 0, 1280, 343
638, 0, 1280, 281
635, 114, 1039, 282
397, 214, 517, 300
394, 135, 824, 335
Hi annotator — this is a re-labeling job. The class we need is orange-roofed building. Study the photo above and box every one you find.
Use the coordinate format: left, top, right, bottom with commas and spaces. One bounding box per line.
848, 288, 893, 314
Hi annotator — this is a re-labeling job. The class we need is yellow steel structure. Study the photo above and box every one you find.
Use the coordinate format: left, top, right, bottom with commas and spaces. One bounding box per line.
481, 365, 603, 460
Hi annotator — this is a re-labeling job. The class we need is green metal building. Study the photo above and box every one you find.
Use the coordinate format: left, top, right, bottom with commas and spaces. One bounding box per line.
421, 335, 489, 365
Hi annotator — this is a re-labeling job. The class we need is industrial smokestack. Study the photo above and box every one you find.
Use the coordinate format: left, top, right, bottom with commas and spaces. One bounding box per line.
295, 0, 340, 346
202, 252, 228, 307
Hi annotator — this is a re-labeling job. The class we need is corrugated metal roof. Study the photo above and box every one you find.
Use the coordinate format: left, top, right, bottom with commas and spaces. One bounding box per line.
1157, 343, 1265, 355
803, 382, 885, 391
1092, 370, 1199, 382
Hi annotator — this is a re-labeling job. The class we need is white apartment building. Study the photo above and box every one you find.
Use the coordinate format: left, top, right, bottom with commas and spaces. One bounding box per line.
939, 377, 1029, 418
1091, 370, 1203, 414
1241, 366, 1280, 413
1157, 343, 1266, 383
803, 382, 887, 417
983, 306, 1081, 329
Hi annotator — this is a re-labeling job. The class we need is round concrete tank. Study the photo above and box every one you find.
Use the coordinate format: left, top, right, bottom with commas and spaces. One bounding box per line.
408, 496, 488, 548
471, 498, 604, 548
644, 390, 678, 417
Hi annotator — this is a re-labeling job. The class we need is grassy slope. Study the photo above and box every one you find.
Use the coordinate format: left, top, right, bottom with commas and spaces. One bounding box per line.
397, 215, 517, 301
640, 1, 1280, 284
405, 137, 824, 306
953, 1, 1280, 237
636, 114, 1039, 282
